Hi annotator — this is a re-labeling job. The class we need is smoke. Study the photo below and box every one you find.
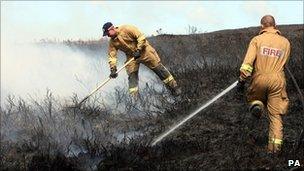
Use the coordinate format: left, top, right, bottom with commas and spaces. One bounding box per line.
0, 40, 168, 170
1, 43, 95, 100
1, 41, 161, 106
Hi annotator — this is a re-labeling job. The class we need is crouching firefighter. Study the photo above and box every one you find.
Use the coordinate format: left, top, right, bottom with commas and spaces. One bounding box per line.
102, 22, 181, 99
237, 15, 291, 154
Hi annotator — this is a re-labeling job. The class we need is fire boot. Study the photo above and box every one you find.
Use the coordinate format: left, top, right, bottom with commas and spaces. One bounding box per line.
249, 100, 264, 119
166, 79, 182, 97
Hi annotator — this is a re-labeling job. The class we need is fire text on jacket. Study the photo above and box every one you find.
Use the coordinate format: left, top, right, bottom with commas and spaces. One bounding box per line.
261, 46, 284, 58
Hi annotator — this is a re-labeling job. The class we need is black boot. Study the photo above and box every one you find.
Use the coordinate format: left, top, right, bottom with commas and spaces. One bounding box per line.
249, 100, 264, 119
171, 86, 182, 97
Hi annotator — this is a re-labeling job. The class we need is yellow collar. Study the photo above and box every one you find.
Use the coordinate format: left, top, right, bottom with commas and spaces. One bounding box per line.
259, 27, 281, 35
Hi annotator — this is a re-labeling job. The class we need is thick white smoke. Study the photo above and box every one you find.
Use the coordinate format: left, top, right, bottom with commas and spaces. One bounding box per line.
1, 41, 162, 106
1, 42, 101, 103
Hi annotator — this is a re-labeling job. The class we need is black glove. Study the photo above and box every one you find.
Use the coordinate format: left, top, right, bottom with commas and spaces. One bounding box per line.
109, 67, 118, 78
133, 50, 141, 59
236, 78, 245, 92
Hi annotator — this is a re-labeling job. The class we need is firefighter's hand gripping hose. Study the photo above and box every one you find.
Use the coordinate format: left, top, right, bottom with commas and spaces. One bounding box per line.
151, 80, 238, 146
110, 66, 118, 78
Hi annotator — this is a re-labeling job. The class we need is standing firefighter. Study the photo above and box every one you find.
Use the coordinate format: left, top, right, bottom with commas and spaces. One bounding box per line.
238, 15, 291, 153
102, 22, 181, 98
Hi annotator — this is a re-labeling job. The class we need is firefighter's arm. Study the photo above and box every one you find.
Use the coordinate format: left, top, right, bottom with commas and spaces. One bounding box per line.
239, 37, 257, 81
108, 41, 118, 69
128, 26, 146, 51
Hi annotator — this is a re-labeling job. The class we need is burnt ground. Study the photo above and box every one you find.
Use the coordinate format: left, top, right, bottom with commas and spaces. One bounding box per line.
1, 25, 303, 170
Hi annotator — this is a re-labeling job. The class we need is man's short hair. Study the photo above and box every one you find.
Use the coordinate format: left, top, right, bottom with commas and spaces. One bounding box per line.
260, 15, 276, 27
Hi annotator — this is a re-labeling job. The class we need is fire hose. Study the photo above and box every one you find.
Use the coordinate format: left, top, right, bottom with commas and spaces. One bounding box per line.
152, 67, 304, 148
151, 80, 238, 146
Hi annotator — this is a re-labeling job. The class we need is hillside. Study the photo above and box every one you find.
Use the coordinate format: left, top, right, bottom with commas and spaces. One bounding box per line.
1, 24, 303, 170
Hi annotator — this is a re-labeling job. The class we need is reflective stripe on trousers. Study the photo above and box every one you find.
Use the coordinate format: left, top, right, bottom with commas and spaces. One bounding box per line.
269, 138, 283, 145
163, 75, 174, 84
128, 71, 139, 94
152, 63, 175, 85
129, 86, 139, 94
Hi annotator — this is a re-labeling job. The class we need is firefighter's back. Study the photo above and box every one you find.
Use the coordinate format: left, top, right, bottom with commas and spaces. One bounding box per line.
249, 28, 290, 107
253, 28, 290, 75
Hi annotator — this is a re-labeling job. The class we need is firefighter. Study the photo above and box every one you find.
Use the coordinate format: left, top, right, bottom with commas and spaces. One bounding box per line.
102, 22, 181, 98
238, 15, 291, 153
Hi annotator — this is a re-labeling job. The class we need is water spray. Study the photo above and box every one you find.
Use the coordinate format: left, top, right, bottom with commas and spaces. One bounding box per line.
151, 80, 238, 146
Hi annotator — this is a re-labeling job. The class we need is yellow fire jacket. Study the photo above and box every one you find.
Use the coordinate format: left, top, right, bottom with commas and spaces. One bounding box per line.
108, 25, 149, 69
240, 27, 291, 78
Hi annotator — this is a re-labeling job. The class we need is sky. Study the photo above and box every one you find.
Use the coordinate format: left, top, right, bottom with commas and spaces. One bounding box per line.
1, 1, 303, 42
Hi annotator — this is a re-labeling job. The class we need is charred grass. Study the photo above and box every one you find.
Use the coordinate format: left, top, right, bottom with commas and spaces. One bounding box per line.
1, 25, 303, 170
